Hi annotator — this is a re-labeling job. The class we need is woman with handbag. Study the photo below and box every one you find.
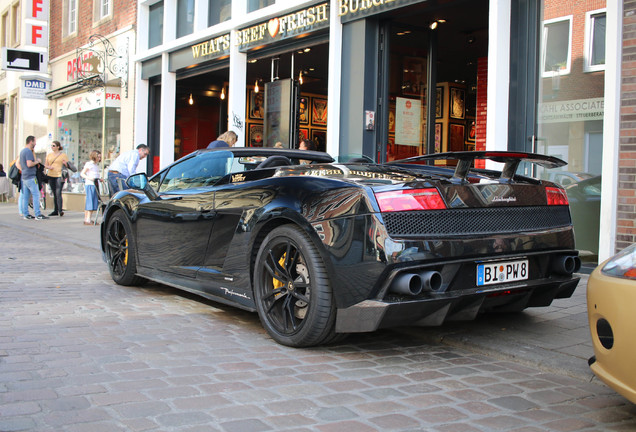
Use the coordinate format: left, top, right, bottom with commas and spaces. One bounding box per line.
44, 140, 70, 216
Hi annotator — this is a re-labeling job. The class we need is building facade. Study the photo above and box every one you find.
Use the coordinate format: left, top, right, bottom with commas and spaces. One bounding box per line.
46, 0, 137, 209
0, 0, 50, 170
134, 0, 618, 266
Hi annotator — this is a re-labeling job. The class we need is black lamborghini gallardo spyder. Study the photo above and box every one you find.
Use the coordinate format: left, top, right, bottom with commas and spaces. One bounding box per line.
101, 148, 580, 347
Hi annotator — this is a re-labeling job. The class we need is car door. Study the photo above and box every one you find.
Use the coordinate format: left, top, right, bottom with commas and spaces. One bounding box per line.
134, 151, 233, 278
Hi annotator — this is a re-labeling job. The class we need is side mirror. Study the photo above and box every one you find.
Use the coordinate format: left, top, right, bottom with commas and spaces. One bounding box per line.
127, 173, 159, 201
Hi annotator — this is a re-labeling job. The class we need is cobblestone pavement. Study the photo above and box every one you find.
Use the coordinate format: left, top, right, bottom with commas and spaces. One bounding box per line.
1, 205, 635, 431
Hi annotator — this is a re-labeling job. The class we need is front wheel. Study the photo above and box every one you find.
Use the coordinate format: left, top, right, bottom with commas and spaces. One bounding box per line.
104, 210, 145, 286
254, 225, 337, 347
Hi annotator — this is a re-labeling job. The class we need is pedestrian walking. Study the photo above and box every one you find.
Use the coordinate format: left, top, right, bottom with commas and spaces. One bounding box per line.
44, 140, 70, 216
18, 136, 47, 220
0, 163, 6, 177
80, 150, 102, 225
107, 144, 149, 197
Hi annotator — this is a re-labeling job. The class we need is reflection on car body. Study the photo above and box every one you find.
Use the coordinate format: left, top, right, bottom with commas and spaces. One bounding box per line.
101, 148, 581, 347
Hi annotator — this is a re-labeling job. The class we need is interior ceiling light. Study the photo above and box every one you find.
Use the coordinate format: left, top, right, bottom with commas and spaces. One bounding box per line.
429, 21, 438, 30
221, 87, 225, 100
304, 48, 311, 52
299, 70, 303, 85
248, 59, 258, 63
188, 93, 193, 105
254, 80, 259, 93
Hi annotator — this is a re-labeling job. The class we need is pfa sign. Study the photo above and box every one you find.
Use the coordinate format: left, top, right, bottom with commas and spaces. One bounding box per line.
2, 48, 47, 72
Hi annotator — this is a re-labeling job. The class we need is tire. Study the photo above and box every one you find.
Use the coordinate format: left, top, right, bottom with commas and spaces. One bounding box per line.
254, 225, 337, 347
104, 210, 144, 286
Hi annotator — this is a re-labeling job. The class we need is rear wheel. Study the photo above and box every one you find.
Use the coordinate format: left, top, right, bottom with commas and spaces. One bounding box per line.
104, 210, 144, 286
254, 225, 336, 347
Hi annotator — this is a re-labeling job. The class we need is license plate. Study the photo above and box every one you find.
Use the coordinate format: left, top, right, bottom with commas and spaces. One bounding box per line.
477, 260, 529, 286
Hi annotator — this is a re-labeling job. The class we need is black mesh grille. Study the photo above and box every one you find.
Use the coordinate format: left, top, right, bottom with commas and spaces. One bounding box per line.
382, 206, 571, 237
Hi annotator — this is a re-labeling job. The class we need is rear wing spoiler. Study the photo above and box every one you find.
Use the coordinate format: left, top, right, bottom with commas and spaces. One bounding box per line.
389, 151, 567, 184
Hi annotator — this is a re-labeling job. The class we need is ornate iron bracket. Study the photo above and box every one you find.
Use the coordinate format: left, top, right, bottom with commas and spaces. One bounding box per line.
75, 34, 129, 98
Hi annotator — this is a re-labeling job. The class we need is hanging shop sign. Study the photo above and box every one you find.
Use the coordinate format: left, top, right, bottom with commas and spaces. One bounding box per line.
56, 88, 121, 117
538, 97, 604, 124
237, 2, 329, 52
21, 78, 49, 100
339, 0, 426, 23
169, 33, 230, 72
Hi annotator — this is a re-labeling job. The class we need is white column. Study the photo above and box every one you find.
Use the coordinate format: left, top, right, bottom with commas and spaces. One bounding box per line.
133, 65, 149, 158
159, 53, 176, 168
326, 0, 342, 159
194, 0, 209, 32
164, 0, 177, 43
485, 0, 511, 164
228, 30, 247, 147
599, 1, 622, 261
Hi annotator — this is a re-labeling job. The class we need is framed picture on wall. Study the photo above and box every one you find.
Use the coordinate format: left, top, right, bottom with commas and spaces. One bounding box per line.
248, 89, 264, 120
299, 97, 310, 125
449, 124, 465, 152
311, 98, 328, 127
311, 129, 327, 152
450, 87, 465, 119
435, 123, 442, 153
389, 103, 395, 133
249, 123, 264, 147
299, 128, 309, 142
435, 87, 443, 118
466, 120, 476, 142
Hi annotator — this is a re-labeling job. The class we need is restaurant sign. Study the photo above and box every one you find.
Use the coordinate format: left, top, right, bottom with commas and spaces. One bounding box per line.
237, 2, 329, 52
339, 0, 426, 23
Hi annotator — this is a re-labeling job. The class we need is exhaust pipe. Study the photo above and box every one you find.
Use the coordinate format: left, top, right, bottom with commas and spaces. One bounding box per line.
390, 273, 422, 296
552, 255, 580, 275
420, 271, 443, 292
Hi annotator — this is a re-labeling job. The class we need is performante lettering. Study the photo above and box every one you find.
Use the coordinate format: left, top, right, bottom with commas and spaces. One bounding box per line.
339, 0, 395, 16
191, 34, 230, 59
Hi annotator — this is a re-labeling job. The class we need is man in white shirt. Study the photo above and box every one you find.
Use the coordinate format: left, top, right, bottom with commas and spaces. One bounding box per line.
107, 144, 150, 196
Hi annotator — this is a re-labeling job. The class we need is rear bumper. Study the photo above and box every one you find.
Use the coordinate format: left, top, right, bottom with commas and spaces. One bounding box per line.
335, 276, 579, 333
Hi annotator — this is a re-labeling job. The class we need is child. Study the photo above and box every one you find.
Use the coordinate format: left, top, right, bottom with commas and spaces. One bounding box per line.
80, 150, 102, 225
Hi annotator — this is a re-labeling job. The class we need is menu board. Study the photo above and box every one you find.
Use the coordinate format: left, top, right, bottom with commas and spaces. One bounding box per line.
395, 97, 421, 147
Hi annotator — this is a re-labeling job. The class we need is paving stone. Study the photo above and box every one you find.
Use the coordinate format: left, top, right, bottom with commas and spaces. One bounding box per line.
2, 207, 636, 431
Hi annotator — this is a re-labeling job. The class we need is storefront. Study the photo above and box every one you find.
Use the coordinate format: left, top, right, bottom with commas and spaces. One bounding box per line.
47, 29, 136, 210
136, 0, 611, 265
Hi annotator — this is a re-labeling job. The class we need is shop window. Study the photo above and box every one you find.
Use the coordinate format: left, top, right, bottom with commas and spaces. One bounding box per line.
93, 0, 112, 23
209, 0, 231, 27
584, 9, 606, 72
10, 2, 19, 45
248, 0, 274, 13
541, 16, 572, 77
177, 0, 194, 38
149, 1, 164, 48
1, 11, 8, 48
62, 0, 78, 38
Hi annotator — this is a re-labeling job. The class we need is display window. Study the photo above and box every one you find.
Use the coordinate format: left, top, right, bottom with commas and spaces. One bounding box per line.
382, 0, 488, 162
174, 69, 229, 159
55, 88, 121, 194
246, 42, 329, 150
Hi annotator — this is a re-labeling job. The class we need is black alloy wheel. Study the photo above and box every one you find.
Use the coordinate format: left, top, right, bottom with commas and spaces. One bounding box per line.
105, 210, 144, 286
254, 225, 336, 347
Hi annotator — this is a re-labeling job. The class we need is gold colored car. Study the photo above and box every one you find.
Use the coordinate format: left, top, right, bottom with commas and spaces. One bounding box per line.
588, 244, 636, 403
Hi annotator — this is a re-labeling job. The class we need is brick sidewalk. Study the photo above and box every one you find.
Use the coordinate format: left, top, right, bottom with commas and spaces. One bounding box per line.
2, 202, 632, 431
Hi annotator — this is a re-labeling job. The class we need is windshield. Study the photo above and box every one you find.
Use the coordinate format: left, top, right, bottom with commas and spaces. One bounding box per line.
158, 151, 234, 192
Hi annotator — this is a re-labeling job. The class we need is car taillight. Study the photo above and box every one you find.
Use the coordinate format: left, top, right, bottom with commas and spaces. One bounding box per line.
601, 243, 636, 280
545, 187, 569, 205
375, 188, 446, 212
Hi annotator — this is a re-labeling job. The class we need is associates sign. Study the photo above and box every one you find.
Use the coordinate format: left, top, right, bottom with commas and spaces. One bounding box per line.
538, 98, 604, 124
237, 3, 329, 52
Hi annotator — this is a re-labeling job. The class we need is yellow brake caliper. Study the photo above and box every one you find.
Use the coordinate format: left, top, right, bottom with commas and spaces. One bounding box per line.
124, 238, 129, 266
273, 253, 286, 292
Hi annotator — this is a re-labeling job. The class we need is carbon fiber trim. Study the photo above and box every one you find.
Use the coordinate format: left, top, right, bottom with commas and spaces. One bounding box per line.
382, 206, 572, 237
